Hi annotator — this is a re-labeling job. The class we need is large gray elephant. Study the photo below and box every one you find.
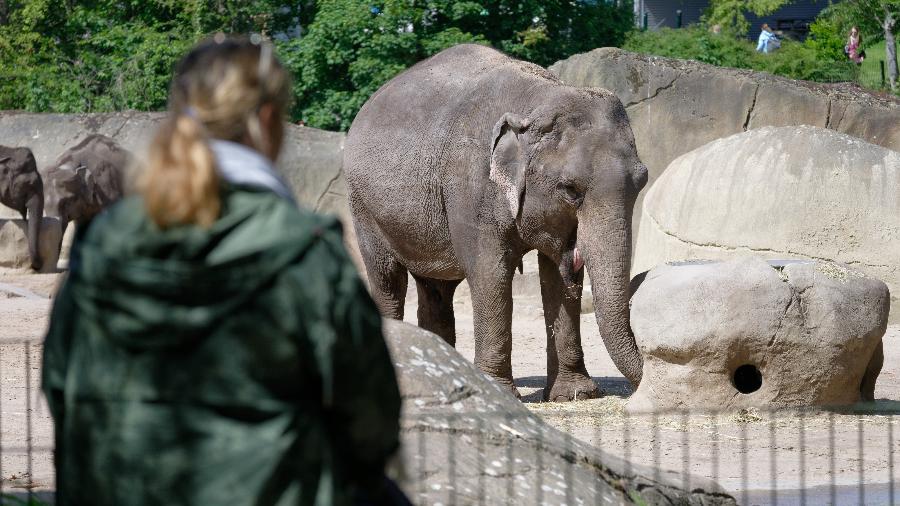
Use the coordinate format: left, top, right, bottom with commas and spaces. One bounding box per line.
42, 134, 130, 237
0, 146, 44, 270
345, 44, 648, 400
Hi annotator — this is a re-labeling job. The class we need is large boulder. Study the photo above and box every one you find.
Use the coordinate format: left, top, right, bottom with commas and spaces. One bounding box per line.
0, 217, 62, 272
628, 258, 889, 412
549, 48, 900, 245
633, 125, 900, 319
383, 320, 736, 505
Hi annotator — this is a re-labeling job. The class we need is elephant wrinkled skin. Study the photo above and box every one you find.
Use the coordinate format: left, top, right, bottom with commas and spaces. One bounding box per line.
0, 146, 44, 270
345, 44, 647, 400
42, 134, 130, 237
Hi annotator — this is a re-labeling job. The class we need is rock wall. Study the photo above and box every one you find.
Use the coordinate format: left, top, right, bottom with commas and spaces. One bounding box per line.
0, 112, 354, 266
633, 126, 900, 320
549, 48, 900, 245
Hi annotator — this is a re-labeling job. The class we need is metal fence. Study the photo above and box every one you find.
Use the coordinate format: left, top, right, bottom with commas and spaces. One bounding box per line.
403, 403, 899, 506
2, 335, 898, 506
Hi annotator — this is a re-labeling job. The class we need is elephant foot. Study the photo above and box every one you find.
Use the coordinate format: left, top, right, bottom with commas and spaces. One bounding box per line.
544, 373, 600, 402
491, 375, 521, 399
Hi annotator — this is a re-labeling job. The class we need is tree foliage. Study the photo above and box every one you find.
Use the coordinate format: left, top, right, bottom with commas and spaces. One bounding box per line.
624, 25, 860, 83
280, 0, 634, 131
0, 0, 313, 112
817, 0, 900, 89
704, 0, 793, 35
0, 0, 633, 131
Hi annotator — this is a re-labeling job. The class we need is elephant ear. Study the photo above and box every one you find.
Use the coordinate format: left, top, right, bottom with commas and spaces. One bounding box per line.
489, 113, 530, 221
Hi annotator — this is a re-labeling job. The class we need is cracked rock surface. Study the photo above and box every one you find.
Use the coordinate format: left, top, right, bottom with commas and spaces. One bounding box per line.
628, 258, 889, 412
383, 320, 737, 505
548, 47, 900, 253
634, 125, 900, 321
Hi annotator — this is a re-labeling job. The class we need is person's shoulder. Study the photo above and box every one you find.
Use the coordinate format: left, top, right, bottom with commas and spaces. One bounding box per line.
222, 185, 342, 236
78, 195, 150, 248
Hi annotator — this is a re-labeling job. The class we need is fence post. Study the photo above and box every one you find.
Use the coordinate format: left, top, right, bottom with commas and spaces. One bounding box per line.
881, 60, 886, 88
676, 9, 682, 28
643, 12, 648, 31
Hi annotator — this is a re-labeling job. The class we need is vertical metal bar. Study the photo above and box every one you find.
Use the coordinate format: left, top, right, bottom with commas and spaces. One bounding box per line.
536, 420, 544, 505
505, 412, 513, 505
858, 415, 865, 506
682, 410, 689, 493
676, 9, 683, 29
829, 411, 836, 505
881, 60, 887, 88
643, 12, 648, 31
563, 412, 573, 506
890, 414, 895, 506
25, 341, 32, 502
417, 421, 425, 504
712, 411, 720, 493
595, 411, 603, 506
0, 343, 4, 500
623, 410, 631, 478
448, 413, 456, 506
769, 409, 777, 506
652, 412, 660, 485
476, 416, 484, 506
799, 409, 806, 506
741, 420, 749, 506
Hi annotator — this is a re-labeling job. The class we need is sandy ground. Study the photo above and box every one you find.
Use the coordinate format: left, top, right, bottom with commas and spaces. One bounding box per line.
399, 276, 900, 506
0, 266, 898, 505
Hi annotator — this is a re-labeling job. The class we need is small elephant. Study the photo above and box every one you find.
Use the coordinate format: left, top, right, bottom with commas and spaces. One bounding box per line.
42, 134, 130, 237
345, 45, 648, 400
0, 146, 44, 270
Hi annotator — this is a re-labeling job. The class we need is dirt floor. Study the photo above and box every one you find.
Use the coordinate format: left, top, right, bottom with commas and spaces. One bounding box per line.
1, 267, 898, 505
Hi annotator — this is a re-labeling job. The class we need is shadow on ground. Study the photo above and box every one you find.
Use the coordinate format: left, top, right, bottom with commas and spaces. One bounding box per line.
516, 376, 634, 403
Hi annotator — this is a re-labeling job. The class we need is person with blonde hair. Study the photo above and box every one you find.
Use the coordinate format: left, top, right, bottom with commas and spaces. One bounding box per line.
846, 26, 865, 63
42, 35, 403, 505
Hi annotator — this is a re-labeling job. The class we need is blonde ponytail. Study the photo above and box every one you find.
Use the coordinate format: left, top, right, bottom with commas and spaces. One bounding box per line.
139, 36, 292, 230
142, 115, 220, 228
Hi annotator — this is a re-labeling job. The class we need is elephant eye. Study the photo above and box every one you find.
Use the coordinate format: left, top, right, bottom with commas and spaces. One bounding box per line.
557, 182, 583, 207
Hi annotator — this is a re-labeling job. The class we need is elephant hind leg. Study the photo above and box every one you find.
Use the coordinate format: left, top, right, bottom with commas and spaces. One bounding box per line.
860, 340, 883, 401
413, 276, 461, 347
355, 219, 408, 320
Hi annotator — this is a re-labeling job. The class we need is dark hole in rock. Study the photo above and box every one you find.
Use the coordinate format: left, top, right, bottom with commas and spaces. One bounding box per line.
733, 364, 762, 394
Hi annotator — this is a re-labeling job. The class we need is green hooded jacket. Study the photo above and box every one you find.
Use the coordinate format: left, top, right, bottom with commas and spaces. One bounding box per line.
42, 184, 401, 506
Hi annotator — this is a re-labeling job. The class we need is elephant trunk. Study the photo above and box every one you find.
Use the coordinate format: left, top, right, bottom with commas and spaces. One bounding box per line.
581, 200, 643, 387
25, 191, 44, 271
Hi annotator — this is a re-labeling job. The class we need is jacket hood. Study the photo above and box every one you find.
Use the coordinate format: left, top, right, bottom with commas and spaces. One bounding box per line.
68, 187, 334, 350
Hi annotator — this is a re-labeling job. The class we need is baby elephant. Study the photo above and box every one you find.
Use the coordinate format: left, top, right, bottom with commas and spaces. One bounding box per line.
42, 134, 131, 237
0, 146, 44, 270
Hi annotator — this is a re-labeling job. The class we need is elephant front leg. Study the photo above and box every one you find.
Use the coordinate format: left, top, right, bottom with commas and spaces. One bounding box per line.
538, 252, 600, 401
468, 262, 519, 398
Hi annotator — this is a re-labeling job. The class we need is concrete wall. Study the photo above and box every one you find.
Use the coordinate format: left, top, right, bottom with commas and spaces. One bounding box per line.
0, 111, 354, 266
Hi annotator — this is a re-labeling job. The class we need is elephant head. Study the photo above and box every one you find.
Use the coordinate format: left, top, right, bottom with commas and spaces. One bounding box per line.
489, 89, 648, 386
43, 134, 130, 234
0, 146, 44, 271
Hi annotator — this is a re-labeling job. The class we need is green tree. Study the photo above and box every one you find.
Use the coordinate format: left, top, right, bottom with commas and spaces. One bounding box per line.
821, 0, 899, 89
704, 0, 794, 35
280, 0, 634, 131
0, 0, 302, 112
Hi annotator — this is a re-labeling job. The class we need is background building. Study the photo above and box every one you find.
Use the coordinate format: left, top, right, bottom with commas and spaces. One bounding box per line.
633, 0, 834, 41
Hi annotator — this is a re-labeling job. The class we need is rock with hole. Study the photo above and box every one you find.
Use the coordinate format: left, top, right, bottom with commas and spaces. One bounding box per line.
627, 257, 889, 413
